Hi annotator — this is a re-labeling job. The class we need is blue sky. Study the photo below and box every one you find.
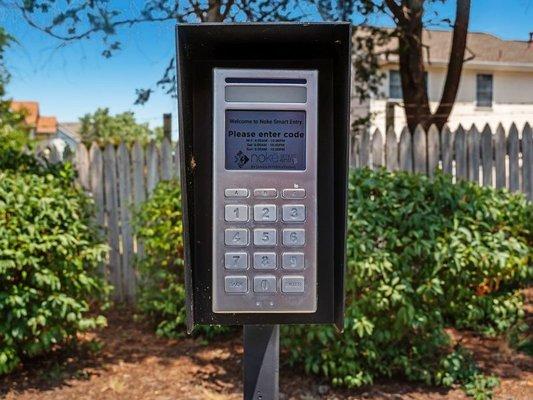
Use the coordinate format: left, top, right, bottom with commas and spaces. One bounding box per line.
2, 0, 532, 136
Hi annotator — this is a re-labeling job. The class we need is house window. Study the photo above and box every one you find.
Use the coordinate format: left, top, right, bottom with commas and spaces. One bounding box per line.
389, 70, 402, 99
476, 74, 493, 107
389, 70, 428, 100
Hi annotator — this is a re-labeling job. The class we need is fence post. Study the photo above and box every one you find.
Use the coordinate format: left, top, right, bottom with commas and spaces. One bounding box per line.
385, 126, 398, 171
427, 124, 439, 178
523, 123, 533, 201
371, 129, 383, 169
494, 124, 506, 189
399, 127, 412, 172
481, 124, 493, 187
413, 125, 427, 174
508, 123, 520, 192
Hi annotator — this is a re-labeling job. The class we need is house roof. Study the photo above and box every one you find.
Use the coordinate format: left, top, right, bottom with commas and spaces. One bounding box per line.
9, 100, 58, 135
366, 29, 533, 68
36, 116, 58, 135
57, 122, 82, 142
10, 101, 39, 127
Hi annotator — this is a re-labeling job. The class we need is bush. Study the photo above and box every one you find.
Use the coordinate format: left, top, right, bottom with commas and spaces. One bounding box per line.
0, 162, 110, 375
282, 168, 531, 390
134, 179, 230, 338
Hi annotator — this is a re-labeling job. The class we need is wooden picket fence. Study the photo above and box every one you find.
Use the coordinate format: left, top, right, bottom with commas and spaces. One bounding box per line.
74, 138, 180, 302
350, 123, 533, 200
73, 122, 532, 302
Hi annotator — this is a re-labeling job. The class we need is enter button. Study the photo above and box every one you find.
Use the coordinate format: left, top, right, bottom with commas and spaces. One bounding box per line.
281, 276, 305, 293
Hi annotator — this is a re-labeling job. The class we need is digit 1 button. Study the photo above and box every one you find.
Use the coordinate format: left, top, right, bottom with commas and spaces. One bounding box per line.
225, 204, 248, 222
282, 229, 305, 247
282, 204, 306, 222
254, 204, 277, 222
224, 229, 249, 246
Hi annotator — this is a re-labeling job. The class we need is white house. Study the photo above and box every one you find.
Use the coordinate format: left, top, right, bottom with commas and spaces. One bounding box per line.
352, 29, 533, 133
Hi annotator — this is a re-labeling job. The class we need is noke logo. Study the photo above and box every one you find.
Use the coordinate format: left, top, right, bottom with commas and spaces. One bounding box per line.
234, 151, 249, 168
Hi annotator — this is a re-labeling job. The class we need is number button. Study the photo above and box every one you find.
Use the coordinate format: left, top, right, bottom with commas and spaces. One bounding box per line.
282, 229, 305, 246
253, 252, 277, 269
253, 229, 277, 246
281, 276, 305, 293
253, 275, 277, 293
254, 204, 277, 222
225, 229, 249, 246
282, 204, 305, 222
225, 205, 249, 222
282, 252, 305, 270
224, 252, 248, 269
224, 276, 248, 293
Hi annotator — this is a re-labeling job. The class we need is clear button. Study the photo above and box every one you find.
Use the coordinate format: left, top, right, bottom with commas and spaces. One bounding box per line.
225, 276, 248, 293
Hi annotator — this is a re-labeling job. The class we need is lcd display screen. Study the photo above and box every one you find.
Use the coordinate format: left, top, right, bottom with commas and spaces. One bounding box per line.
225, 110, 306, 170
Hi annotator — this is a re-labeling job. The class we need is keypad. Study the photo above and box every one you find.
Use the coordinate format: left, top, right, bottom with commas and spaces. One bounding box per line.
222, 187, 309, 296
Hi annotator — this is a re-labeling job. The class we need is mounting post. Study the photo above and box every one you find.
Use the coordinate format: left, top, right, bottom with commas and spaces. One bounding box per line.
243, 325, 279, 400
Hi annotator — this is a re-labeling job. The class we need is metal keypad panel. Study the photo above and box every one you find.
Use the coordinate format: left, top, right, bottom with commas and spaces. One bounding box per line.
212, 68, 318, 314
214, 184, 317, 313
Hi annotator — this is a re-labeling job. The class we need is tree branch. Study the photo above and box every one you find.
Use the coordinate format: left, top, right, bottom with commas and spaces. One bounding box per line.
384, 0, 407, 24
431, 0, 471, 129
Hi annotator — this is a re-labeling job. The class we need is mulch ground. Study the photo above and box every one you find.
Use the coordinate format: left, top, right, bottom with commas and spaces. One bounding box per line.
1, 290, 531, 400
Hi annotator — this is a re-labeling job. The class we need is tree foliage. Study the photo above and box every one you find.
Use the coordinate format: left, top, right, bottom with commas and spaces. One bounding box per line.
15, 1, 472, 129
79, 107, 163, 145
0, 28, 31, 153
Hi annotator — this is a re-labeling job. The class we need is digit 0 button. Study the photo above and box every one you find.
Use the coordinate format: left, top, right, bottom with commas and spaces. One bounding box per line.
282, 204, 306, 222
253, 275, 277, 293
225, 204, 249, 222
254, 204, 277, 222
282, 229, 305, 246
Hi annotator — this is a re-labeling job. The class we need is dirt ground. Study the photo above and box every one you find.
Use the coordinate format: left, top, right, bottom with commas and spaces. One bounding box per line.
1, 294, 531, 400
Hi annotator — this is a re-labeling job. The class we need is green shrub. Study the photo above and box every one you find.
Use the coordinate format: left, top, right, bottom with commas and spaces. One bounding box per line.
0, 163, 110, 375
282, 168, 531, 391
134, 179, 230, 338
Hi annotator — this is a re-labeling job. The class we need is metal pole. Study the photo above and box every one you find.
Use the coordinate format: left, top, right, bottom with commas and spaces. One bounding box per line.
243, 325, 279, 400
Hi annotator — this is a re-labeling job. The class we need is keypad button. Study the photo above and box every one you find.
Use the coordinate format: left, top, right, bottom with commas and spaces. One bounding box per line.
254, 188, 277, 198
225, 276, 248, 293
282, 229, 305, 246
224, 252, 248, 269
282, 204, 306, 222
282, 276, 305, 293
253, 275, 277, 293
253, 229, 277, 246
224, 228, 249, 246
225, 204, 249, 222
282, 252, 305, 270
225, 188, 249, 198
254, 204, 277, 222
282, 188, 306, 199
253, 252, 277, 270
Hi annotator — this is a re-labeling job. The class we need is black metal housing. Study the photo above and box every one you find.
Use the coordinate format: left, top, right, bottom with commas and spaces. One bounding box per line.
176, 23, 351, 331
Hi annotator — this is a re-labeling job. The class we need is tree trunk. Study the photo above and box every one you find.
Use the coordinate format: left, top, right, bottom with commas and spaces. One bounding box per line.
395, 1, 431, 133
430, 0, 471, 129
